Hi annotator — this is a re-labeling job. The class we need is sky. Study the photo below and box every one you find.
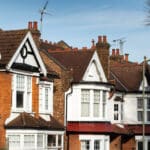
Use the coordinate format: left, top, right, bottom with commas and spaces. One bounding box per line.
0, 0, 150, 62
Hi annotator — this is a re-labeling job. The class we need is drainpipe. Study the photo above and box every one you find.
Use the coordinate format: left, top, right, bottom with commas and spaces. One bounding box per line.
65, 83, 73, 150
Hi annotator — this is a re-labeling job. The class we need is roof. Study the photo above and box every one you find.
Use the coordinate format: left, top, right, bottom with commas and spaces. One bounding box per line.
0, 29, 28, 67
48, 50, 94, 82
67, 122, 129, 135
5, 112, 64, 131
110, 62, 144, 92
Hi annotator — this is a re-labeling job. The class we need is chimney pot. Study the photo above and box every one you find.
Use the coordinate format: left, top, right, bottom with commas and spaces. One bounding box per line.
98, 36, 102, 43
116, 49, 120, 56
28, 22, 32, 29
103, 35, 107, 43
124, 53, 129, 62
33, 21, 38, 30
112, 49, 115, 56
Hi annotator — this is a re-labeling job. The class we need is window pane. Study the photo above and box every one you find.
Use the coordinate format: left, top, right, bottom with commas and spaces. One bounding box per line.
138, 111, 143, 121
24, 135, 35, 148
27, 76, 31, 92
147, 98, 150, 109
81, 90, 90, 117
48, 135, 56, 147
137, 98, 143, 109
94, 140, 100, 150
8, 135, 20, 148
114, 112, 119, 120
16, 74, 25, 90
58, 135, 62, 146
37, 134, 43, 147
114, 104, 118, 111
94, 90, 100, 103
94, 103, 99, 117
81, 140, 90, 150
45, 88, 49, 110
16, 91, 23, 108
137, 141, 143, 150
148, 141, 150, 150
147, 111, 150, 121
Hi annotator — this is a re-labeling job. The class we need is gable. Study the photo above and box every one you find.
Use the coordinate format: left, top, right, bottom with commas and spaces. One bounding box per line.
83, 51, 107, 82
6, 32, 47, 75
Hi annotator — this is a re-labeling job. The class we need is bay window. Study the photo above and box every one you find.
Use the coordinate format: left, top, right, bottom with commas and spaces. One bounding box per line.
137, 97, 150, 122
81, 89, 108, 119
12, 74, 32, 112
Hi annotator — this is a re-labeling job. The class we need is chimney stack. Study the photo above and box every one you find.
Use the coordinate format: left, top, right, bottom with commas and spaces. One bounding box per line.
116, 49, 120, 56
124, 53, 129, 62
112, 49, 115, 56
28, 22, 32, 29
33, 21, 38, 30
103, 35, 107, 43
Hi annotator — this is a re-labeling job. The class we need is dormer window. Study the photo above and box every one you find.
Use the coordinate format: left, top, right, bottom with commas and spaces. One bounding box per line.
12, 74, 32, 112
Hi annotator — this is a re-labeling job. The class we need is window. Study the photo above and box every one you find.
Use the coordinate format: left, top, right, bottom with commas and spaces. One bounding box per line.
47, 134, 63, 149
81, 89, 90, 117
137, 97, 150, 122
80, 135, 109, 150
39, 82, 52, 113
12, 74, 32, 112
81, 89, 108, 119
93, 90, 100, 117
24, 135, 35, 148
136, 136, 150, 150
94, 140, 100, 150
81, 140, 90, 150
37, 134, 43, 147
114, 104, 119, 120
8, 135, 20, 148
102, 91, 106, 118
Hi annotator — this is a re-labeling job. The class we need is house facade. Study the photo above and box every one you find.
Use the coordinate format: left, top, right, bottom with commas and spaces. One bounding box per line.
0, 23, 64, 150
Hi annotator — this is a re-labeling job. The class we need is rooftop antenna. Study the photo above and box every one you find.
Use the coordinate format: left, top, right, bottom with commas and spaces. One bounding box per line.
112, 37, 126, 54
39, 0, 51, 33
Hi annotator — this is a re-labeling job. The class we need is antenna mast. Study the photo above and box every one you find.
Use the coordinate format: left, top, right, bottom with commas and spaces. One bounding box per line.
112, 37, 126, 54
39, 0, 51, 33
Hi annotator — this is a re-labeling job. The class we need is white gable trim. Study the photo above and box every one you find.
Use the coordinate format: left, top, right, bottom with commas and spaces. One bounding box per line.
6, 31, 47, 76
82, 51, 107, 82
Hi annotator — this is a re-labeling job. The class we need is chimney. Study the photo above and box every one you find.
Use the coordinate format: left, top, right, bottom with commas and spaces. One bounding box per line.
124, 53, 129, 62
103, 35, 107, 43
112, 49, 115, 56
33, 21, 38, 30
28, 22, 32, 29
116, 49, 120, 56
96, 35, 110, 79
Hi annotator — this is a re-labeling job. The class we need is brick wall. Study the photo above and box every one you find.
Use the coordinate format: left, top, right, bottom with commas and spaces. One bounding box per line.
68, 134, 80, 150
0, 72, 12, 148
122, 136, 136, 150
110, 135, 122, 150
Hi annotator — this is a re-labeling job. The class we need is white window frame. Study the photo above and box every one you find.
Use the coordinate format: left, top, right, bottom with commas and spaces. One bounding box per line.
136, 136, 150, 150
137, 97, 150, 123
80, 135, 109, 150
12, 74, 32, 112
6, 130, 64, 150
39, 81, 53, 114
113, 102, 123, 122
81, 89, 108, 120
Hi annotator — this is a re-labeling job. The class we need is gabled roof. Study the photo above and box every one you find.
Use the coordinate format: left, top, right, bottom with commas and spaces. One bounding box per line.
5, 112, 64, 131
110, 61, 146, 92
0, 29, 28, 67
48, 50, 95, 82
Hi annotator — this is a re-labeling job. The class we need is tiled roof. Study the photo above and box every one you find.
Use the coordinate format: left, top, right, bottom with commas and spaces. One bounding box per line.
48, 50, 94, 82
110, 62, 144, 92
0, 29, 28, 66
5, 112, 64, 131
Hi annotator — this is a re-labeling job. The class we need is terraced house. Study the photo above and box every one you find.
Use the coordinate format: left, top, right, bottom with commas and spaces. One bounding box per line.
0, 22, 150, 150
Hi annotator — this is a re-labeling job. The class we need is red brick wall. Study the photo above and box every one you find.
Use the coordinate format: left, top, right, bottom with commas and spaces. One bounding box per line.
68, 134, 80, 150
0, 72, 12, 148
32, 76, 39, 117
122, 136, 136, 150
110, 135, 122, 150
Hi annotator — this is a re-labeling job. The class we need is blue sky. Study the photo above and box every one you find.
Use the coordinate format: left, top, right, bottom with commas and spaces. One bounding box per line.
0, 0, 150, 62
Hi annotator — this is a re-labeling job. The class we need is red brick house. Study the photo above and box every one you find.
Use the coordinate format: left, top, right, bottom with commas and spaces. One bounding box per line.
0, 22, 64, 150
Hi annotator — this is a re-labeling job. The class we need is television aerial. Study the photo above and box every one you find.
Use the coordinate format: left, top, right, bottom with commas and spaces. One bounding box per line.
112, 37, 126, 55
39, 0, 51, 33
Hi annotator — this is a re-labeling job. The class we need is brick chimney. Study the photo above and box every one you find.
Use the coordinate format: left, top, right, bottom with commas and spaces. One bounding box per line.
124, 53, 129, 62
96, 35, 110, 79
27, 21, 41, 47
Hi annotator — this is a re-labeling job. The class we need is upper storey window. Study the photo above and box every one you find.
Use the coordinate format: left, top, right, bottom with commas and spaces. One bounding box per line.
81, 89, 107, 119
12, 74, 32, 112
137, 97, 150, 122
